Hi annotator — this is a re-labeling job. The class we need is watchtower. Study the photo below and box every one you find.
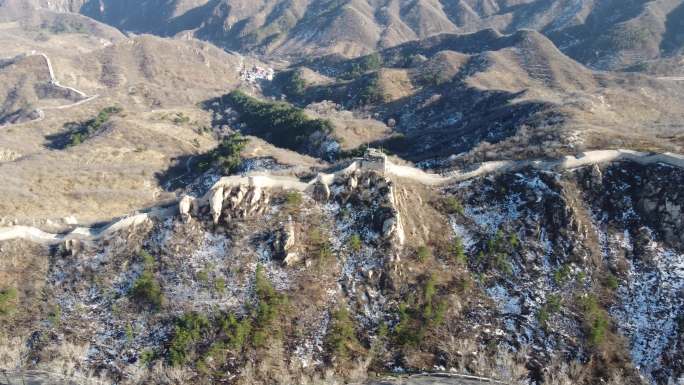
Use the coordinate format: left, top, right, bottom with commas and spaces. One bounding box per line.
360, 148, 387, 174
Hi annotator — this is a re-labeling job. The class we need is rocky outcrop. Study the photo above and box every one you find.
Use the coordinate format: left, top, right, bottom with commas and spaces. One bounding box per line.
210, 186, 224, 224
187, 183, 272, 225
578, 161, 684, 251
329, 170, 406, 248
311, 180, 331, 202
272, 219, 300, 266
179, 195, 195, 223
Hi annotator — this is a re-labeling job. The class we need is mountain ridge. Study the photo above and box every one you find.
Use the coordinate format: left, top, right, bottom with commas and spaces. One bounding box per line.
19, 0, 684, 72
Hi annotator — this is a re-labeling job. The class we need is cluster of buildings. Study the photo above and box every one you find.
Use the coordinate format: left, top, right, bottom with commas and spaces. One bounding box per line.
239, 64, 275, 83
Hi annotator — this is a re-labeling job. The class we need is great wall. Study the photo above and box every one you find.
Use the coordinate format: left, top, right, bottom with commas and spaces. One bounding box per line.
1, 148, 683, 246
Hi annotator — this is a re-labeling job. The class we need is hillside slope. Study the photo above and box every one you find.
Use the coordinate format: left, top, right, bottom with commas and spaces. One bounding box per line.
0, 152, 682, 384
275, 30, 684, 163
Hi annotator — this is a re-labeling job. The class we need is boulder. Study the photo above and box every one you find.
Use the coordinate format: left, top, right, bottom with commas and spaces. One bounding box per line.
230, 185, 246, 208
590, 164, 603, 190
283, 252, 302, 266
347, 174, 358, 190
179, 195, 195, 223
247, 186, 262, 207
312, 181, 331, 202
282, 220, 296, 251
382, 215, 405, 246
273, 219, 297, 264
210, 186, 224, 224
64, 239, 80, 256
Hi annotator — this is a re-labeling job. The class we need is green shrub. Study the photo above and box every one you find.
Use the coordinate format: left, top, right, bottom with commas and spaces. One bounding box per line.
277, 70, 307, 98
308, 228, 333, 260
547, 294, 562, 312
553, 264, 572, 285
224, 90, 332, 152
394, 302, 422, 347
167, 310, 253, 369
221, 313, 252, 351
285, 191, 303, 209
172, 113, 190, 125
348, 234, 362, 253
579, 294, 609, 346
0, 287, 17, 316
140, 250, 155, 268
325, 306, 358, 361
393, 274, 446, 347
252, 265, 287, 346
416, 245, 431, 262
343, 53, 383, 79
165, 267, 287, 370
48, 304, 61, 327
130, 271, 163, 309
139, 349, 155, 366
362, 53, 383, 71
212, 132, 248, 174
130, 251, 163, 309
213, 277, 226, 294
537, 307, 550, 328
169, 312, 210, 366
65, 106, 123, 147
537, 294, 562, 330
357, 77, 386, 105
419, 69, 451, 87
486, 229, 506, 253
604, 273, 620, 290
494, 253, 512, 275
125, 323, 135, 341
508, 233, 519, 249
318, 242, 334, 260
197, 269, 210, 285
588, 314, 609, 346
450, 236, 466, 265
443, 196, 465, 215
577, 271, 587, 283
480, 228, 517, 274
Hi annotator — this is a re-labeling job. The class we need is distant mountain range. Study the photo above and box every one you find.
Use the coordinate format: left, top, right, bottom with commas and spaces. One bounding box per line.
15, 0, 684, 71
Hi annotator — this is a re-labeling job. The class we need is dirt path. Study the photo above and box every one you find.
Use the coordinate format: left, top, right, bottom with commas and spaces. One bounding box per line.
0, 52, 98, 129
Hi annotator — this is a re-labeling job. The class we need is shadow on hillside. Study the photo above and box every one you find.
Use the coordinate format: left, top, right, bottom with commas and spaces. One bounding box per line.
661, 2, 684, 55
155, 152, 214, 192
44, 121, 82, 150
379, 85, 559, 162
283, 75, 559, 163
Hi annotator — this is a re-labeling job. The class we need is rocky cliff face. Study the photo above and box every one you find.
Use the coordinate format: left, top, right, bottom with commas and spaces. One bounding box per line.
0, 161, 682, 385
446, 161, 684, 384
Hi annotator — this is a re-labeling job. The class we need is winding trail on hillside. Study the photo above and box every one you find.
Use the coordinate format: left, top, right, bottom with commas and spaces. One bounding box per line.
1, 149, 683, 245
0, 51, 98, 129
